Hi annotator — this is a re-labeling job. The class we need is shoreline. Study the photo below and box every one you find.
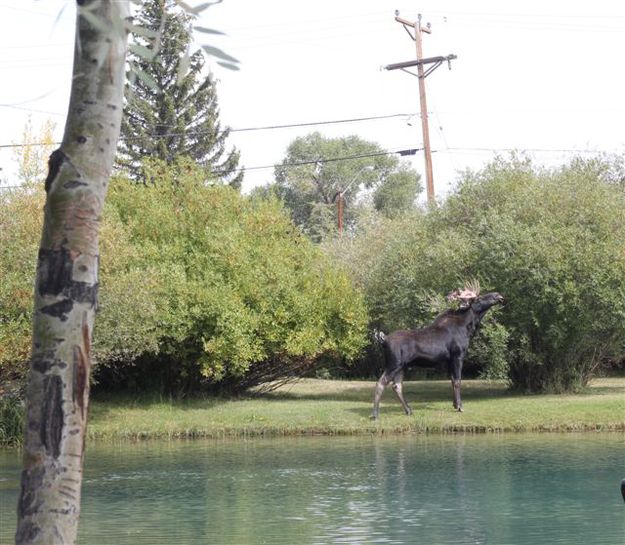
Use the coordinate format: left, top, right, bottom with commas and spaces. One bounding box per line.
79, 377, 625, 442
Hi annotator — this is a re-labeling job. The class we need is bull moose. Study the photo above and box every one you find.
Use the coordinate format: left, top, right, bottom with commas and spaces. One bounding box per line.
371, 284, 505, 419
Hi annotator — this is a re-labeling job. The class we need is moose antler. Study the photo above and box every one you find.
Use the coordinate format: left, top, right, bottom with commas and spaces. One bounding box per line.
447, 279, 480, 305
465, 278, 481, 297
446, 288, 474, 303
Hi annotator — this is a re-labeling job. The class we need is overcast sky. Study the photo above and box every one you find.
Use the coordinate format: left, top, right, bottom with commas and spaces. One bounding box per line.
1, 0, 625, 199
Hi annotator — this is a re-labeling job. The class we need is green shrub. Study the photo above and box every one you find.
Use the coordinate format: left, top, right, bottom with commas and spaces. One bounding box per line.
103, 159, 368, 390
0, 159, 368, 392
0, 187, 42, 381
469, 321, 510, 380
335, 155, 625, 391
445, 156, 625, 391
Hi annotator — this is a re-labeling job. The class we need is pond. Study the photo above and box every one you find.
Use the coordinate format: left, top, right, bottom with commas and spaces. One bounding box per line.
1, 434, 624, 544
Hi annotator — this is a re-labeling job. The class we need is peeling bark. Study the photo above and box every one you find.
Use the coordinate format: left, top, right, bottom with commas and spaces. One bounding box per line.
15, 1, 130, 543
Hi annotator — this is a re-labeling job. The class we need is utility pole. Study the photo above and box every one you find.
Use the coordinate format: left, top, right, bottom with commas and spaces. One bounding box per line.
333, 165, 374, 238
414, 14, 434, 201
385, 12, 456, 203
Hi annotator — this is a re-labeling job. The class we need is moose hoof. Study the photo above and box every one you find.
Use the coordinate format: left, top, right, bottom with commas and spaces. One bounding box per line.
370, 413, 379, 421
457, 407, 464, 413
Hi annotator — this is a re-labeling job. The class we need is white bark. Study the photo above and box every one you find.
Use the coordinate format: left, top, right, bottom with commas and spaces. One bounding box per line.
16, 1, 130, 543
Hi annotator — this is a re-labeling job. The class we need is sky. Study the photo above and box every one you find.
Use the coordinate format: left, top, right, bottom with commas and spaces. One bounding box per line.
1, 0, 625, 199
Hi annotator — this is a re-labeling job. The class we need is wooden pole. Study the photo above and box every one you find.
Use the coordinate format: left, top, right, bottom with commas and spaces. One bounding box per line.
337, 193, 344, 238
415, 15, 435, 203
388, 14, 456, 202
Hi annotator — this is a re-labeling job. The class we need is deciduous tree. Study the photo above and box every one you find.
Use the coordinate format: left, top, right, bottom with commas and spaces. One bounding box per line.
15, 1, 130, 543
12, 117, 57, 186
272, 132, 421, 240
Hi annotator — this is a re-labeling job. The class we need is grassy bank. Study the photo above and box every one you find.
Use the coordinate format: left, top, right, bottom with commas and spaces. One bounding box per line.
86, 377, 625, 440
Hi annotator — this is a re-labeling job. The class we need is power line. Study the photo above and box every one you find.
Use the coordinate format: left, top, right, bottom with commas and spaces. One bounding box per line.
0, 141, 59, 150
2, 146, 616, 189
0, 148, 419, 185
446, 147, 606, 154
0, 104, 65, 116
0, 4, 61, 16
0, 42, 71, 50
230, 113, 411, 132
230, 146, 615, 176
237, 147, 420, 174
0, 112, 414, 149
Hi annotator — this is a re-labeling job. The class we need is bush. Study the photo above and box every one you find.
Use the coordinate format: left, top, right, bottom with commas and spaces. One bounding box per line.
102, 159, 368, 391
442, 156, 625, 391
0, 159, 369, 392
335, 155, 625, 391
0, 185, 157, 380
0, 187, 43, 381
327, 209, 506, 376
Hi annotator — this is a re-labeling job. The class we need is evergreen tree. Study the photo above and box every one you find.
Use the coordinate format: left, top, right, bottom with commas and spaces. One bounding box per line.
118, 0, 242, 187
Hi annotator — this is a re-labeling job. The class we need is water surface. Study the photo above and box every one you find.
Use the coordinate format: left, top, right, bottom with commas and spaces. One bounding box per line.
1, 434, 624, 544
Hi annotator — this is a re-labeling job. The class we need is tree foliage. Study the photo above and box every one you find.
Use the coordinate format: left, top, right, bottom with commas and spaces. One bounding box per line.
271, 132, 422, 241
335, 155, 625, 390
441, 156, 625, 391
118, 0, 242, 186
12, 117, 56, 186
0, 160, 368, 393
0, 187, 42, 380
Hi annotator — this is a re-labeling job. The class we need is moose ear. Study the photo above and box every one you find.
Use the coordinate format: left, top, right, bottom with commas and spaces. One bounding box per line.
446, 288, 461, 302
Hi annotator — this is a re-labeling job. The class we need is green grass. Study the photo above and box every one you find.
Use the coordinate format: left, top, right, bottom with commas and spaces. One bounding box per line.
87, 377, 625, 440
0, 395, 24, 446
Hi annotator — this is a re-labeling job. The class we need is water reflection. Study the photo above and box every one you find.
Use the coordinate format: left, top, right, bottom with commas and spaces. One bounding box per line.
1, 434, 624, 544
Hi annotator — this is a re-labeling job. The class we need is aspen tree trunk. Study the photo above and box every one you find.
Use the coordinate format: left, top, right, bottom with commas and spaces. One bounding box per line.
15, 1, 130, 543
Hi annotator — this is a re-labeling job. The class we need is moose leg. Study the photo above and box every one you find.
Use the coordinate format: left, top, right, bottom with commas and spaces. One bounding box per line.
371, 371, 391, 420
450, 356, 464, 412
391, 371, 412, 416
451, 379, 463, 412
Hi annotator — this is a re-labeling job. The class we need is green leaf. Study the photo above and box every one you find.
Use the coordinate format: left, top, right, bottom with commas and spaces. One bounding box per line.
52, 4, 67, 30
127, 70, 137, 90
126, 22, 160, 40
176, 1, 222, 14
217, 61, 241, 71
191, 2, 222, 14
132, 65, 159, 91
129, 43, 158, 61
202, 45, 239, 64
193, 26, 226, 35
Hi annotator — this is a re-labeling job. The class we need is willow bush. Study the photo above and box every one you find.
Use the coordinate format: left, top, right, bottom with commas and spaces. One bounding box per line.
0, 186, 42, 381
333, 156, 625, 391
440, 156, 625, 391
0, 159, 368, 393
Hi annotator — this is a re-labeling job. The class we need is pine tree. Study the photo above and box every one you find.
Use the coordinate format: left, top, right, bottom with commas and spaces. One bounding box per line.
118, 0, 242, 187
